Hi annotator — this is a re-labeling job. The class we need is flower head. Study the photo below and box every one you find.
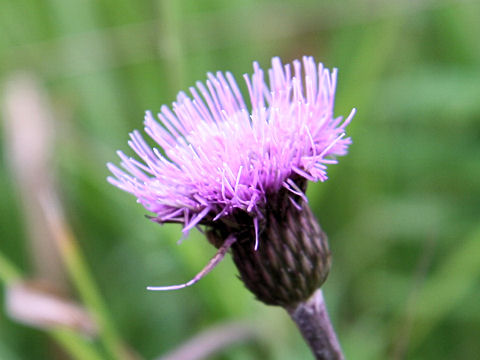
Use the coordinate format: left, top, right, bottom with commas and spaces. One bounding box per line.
108, 56, 355, 240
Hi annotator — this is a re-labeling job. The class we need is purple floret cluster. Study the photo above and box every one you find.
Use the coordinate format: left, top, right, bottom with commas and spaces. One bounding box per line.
108, 56, 355, 235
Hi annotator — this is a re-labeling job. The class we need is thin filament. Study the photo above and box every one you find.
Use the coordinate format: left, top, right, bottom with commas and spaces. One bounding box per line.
147, 235, 237, 291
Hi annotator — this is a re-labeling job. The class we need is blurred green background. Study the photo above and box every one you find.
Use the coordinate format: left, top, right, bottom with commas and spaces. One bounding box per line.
1, 0, 479, 359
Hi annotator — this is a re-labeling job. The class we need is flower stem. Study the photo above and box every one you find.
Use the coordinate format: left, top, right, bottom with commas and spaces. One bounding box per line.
287, 289, 344, 360
39, 193, 128, 360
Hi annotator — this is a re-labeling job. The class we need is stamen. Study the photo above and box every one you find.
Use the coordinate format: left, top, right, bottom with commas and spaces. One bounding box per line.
283, 178, 308, 203
342, 108, 356, 127
318, 132, 345, 158
253, 217, 259, 251
147, 235, 237, 291
289, 196, 303, 210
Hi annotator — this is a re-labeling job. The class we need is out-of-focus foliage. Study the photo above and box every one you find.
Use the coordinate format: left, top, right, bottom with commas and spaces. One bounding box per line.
1, 0, 479, 359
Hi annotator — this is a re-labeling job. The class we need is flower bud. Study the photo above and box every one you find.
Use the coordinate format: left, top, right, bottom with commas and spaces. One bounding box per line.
208, 183, 331, 307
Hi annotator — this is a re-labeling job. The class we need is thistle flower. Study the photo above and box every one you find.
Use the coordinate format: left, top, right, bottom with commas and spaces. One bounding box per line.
108, 56, 354, 359
108, 55, 354, 297
108, 56, 353, 239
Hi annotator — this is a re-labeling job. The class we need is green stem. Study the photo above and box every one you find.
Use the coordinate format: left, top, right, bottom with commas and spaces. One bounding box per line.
41, 195, 128, 360
0, 251, 106, 360
50, 329, 105, 360
158, 0, 187, 92
0, 251, 21, 283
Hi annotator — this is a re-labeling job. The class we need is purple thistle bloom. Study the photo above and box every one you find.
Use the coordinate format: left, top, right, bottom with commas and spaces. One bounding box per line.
108, 56, 354, 358
107, 56, 355, 243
